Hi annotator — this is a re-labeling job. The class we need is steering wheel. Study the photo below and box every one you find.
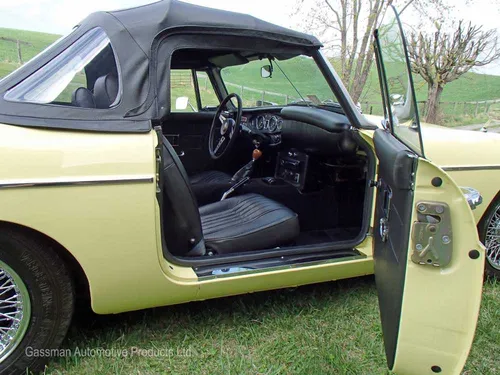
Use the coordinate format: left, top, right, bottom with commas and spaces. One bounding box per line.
208, 93, 242, 160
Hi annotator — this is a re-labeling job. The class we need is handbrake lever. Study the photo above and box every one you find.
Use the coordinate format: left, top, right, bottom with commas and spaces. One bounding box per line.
221, 177, 250, 201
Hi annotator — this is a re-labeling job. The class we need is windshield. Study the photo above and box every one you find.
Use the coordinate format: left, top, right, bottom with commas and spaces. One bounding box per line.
220, 55, 340, 108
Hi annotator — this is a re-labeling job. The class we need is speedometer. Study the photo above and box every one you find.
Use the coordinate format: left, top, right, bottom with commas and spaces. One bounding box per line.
256, 116, 265, 130
268, 116, 278, 132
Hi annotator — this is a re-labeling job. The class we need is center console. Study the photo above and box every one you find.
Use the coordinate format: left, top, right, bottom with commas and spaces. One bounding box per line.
275, 148, 309, 190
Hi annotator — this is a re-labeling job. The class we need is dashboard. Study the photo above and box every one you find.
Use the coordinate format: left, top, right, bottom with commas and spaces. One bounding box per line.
241, 113, 283, 145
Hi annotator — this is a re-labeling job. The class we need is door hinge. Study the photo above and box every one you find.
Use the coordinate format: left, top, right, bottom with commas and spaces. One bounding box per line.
411, 201, 452, 267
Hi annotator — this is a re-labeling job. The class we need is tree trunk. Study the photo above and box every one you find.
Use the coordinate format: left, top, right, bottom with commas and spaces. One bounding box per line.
425, 84, 443, 124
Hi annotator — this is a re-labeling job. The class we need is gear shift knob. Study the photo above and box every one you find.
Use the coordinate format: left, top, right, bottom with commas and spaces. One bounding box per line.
252, 149, 262, 161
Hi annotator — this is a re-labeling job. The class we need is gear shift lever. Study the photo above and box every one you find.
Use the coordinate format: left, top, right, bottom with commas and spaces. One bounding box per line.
231, 148, 262, 182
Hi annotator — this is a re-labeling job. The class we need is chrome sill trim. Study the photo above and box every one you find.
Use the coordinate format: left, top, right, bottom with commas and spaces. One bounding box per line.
196, 253, 367, 281
0, 175, 154, 189
442, 165, 500, 172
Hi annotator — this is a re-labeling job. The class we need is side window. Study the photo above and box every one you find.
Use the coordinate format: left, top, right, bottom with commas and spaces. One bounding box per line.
196, 71, 219, 109
170, 69, 220, 112
170, 69, 198, 112
4, 27, 120, 109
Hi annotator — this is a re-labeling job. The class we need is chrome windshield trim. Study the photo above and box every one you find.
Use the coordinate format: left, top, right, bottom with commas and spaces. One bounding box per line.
0, 175, 154, 189
442, 165, 500, 172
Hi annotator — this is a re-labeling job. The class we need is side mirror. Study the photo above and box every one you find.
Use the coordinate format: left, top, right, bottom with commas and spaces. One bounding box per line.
261, 65, 272, 78
175, 96, 189, 110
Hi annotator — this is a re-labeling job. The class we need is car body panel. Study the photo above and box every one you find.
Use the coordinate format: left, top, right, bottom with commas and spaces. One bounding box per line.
0, 123, 378, 314
392, 158, 484, 375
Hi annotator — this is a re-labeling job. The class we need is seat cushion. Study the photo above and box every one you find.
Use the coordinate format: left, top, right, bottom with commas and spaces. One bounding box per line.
199, 193, 299, 254
190, 170, 232, 185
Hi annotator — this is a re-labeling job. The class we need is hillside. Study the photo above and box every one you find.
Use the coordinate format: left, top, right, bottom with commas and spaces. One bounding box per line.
0, 27, 60, 79
1, 27, 500, 107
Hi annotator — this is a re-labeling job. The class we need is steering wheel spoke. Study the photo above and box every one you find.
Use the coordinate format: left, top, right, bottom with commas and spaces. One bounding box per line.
213, 136, 226, 154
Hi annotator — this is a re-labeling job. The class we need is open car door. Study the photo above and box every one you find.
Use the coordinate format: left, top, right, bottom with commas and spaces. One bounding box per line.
372, 6, 485, 375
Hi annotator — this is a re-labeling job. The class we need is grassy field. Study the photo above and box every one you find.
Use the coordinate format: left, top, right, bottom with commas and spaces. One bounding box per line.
42, 276, 499, 374
0, 28, 59, 64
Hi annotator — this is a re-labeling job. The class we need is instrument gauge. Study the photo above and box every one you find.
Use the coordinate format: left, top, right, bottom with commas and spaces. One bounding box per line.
277, 118, 283, 131
256, 116, 265, 130
268, 116, 278, 132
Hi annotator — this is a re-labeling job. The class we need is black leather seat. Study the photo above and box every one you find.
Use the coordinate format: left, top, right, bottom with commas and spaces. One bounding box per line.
160, 134, 299, 256
71, 73, 118, 109
200, 194, 299, 254
93, 73, 119, 108
190, 170, 232, 185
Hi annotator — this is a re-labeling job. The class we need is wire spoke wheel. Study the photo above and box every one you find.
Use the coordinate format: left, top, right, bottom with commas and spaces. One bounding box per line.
0, 260, 31, 364
485, 206, 500, 270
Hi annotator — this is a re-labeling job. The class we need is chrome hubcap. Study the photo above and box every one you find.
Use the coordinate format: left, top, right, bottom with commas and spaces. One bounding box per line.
0, 260, 31, 364
485, 205, 500, 270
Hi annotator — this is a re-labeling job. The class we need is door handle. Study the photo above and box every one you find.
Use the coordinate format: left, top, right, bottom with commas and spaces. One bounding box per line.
177, 150, 185, 157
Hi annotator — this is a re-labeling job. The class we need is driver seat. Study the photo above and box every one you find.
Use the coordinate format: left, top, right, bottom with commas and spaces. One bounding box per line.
160, 134, 299, 256
190, 170, 232, 185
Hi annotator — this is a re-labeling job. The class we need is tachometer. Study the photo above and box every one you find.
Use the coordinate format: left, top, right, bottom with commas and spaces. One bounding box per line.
268, 116, 279, 132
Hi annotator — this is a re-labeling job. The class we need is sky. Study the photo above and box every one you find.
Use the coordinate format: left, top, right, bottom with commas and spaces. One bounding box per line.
1, 0, 500, 74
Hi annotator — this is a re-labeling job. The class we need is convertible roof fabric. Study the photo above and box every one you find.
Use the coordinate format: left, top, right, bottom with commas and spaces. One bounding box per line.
99, 0, 322, 54
0, 0, 322, 132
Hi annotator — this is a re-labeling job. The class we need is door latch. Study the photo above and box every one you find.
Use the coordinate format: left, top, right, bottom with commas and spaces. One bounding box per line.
411, 201, 452, 267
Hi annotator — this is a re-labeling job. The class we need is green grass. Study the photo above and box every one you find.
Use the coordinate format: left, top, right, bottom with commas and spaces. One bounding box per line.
43, 277, 499, 375
0, 27, 59, 65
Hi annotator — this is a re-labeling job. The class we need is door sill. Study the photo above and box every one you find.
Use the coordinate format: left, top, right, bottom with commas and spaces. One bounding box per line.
195, 248, 365, 279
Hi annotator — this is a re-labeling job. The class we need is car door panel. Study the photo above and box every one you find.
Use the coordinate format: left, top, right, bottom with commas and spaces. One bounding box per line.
373, 5, 485, 374
373, 129, 416, 369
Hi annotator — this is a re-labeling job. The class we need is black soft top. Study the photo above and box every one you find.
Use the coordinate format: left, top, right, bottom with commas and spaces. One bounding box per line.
103, 0, 322, 54
0, 0, 323, 132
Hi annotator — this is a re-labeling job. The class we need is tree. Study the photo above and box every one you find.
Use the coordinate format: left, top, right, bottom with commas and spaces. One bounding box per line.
407, 21, 500, 123
295, 0, 388, 102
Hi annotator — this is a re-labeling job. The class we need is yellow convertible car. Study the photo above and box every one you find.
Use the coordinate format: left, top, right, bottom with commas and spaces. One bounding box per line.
0, 1, 496, 374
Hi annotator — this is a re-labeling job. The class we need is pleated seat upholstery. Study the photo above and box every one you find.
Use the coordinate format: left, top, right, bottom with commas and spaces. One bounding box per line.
199, 193, 300, 254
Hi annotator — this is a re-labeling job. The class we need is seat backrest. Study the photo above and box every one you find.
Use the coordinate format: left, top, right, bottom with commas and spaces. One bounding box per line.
160, 134, 206, 256
71, 87, 96, 108
94, 73, 119, 108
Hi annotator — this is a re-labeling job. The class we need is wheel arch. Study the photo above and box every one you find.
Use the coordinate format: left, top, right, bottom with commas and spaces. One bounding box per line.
0, 220, 91, 305
478, 189, 500, 229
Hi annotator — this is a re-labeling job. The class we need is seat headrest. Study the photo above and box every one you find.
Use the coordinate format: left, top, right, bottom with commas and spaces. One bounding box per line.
94, 74, 119, 109
71, 87, 96, 108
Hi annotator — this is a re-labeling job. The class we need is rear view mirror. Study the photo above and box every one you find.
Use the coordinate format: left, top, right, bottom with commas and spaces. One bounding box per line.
261, 65, 272, 78
175, 96, 189, 110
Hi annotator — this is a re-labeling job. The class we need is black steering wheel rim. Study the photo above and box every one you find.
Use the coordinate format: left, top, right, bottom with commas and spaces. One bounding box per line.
208, 93, 242, 160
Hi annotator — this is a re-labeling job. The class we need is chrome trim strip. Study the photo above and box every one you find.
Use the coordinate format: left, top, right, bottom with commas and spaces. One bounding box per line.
0, 175, 154, 189
442, 165, 500, 172
197, 253, 367, 281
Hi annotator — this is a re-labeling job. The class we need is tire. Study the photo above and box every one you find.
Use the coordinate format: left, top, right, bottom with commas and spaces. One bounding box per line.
0, 228, 74, 375
478, 198, 500, 279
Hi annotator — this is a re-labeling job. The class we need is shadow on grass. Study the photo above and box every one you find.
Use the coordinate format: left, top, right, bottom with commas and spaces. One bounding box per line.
70, 275, 377, 337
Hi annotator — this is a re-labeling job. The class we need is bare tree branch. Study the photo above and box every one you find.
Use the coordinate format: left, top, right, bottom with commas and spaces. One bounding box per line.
407, 20, 500, 123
